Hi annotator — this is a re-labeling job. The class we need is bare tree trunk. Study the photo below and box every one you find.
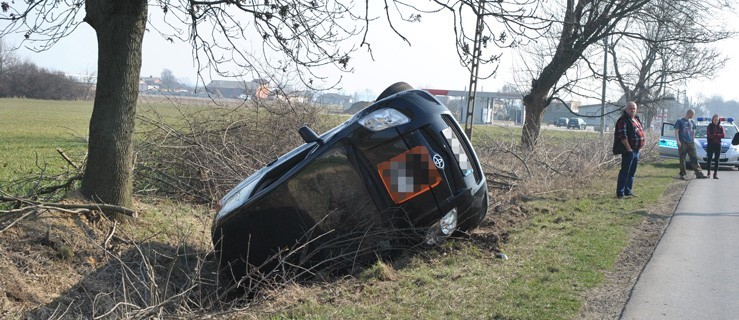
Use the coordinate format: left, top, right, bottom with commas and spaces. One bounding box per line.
80, 1, 147, 209
522, 91, 547, 149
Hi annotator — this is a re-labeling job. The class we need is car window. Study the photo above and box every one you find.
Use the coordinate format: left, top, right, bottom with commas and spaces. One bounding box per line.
724, 124, 738, 137
695, 124, 739, 138
661, 123, 676, 138
255, 141, 377, 227
695, 126, 707, 138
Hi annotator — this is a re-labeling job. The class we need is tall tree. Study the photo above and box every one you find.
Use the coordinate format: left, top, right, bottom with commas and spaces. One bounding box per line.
518, 0, 734, 148
520, 0, 651, 148
0, 1, 377, 208
0, 38, 17, 75
607, 0, 730, 127
79, 1, 147, 207
160, 68, 178, 91
0, 39, 17, 95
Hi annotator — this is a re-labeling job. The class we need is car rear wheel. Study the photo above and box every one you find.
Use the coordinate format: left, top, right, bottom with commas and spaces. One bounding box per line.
376, 82, 413, 101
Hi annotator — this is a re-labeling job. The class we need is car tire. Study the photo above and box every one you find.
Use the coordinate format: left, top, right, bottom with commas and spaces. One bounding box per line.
376, 82, 414, 101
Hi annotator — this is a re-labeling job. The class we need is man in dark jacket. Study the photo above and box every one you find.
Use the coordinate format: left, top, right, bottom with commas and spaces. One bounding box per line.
615, 101, 645, 199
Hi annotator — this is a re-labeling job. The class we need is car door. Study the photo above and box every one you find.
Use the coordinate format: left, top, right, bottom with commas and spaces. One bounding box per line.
659, 122, 679, 158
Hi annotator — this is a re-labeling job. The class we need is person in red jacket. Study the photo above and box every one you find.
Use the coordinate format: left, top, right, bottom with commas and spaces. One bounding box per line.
706, 114, 725, 179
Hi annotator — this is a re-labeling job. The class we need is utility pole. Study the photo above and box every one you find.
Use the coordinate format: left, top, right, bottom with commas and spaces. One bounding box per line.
463, 0, 485, 140
600, 36, 608, 137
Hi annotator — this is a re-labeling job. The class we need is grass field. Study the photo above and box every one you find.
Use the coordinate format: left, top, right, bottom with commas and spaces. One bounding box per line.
0, 99, 92, 183
1, 97, 677, 319
0, 97, 323, 183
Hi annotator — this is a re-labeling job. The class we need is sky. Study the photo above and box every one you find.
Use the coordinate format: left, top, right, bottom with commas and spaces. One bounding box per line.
5, 5, 739, 103
7, 9, 502, 101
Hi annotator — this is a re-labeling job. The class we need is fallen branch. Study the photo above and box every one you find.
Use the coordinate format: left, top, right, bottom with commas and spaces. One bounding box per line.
104, 221, 118, 250
0, 195, 137, 218
34, 175, 82, 196
0, 208, 38, 233
56, 147, 81, 170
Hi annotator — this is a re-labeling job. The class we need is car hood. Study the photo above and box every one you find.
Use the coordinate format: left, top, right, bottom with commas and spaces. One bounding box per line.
697, 138, 733, 149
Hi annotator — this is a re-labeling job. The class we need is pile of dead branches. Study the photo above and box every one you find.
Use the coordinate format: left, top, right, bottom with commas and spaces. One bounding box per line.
0, 147, 138, 233
133, 99, 333, 205
473, 126, 661, 203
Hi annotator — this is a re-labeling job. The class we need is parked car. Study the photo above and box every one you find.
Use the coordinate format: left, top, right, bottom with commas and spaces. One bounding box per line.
658, 117, 739, 168
211, 82, 489, 279
554, 117, 569, 127
567, 117, 587, 130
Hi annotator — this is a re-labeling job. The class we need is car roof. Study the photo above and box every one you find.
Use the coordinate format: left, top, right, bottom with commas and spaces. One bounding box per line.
695, 121, 735, 126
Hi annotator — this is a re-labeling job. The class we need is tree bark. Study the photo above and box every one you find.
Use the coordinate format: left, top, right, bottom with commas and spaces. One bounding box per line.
80, 1, 147, 209
521, 53, 576, 149
522, 91, 546, 149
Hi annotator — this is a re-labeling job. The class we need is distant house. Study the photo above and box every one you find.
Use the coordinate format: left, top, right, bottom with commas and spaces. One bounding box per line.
138, 80, 150, 92
141, 76, 162, 91
206, 79, 270, 99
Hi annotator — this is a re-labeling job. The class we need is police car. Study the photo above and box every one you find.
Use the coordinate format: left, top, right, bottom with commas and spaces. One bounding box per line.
659, 117, 739, 168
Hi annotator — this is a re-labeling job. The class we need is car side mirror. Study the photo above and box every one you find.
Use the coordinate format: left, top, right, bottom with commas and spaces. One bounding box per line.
298, 125, 323, 145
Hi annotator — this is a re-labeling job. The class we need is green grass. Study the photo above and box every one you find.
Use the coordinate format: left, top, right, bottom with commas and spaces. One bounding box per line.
469, 123, 598, 146
0, 99, 92, 182
0, 98, 299, 182
255, 163, 675, 319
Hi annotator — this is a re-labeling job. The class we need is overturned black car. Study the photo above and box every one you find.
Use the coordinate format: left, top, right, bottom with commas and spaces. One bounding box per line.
212, 82, 488, 278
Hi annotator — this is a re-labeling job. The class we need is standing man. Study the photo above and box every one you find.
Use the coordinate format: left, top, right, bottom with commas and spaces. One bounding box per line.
675, 109, 709, 179
615, 101, 646, 199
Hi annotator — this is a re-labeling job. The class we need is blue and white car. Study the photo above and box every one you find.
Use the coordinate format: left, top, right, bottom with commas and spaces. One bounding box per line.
659, 117, 739, 168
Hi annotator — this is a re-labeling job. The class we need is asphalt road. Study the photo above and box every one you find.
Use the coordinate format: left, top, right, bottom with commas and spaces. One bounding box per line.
621, 169, 739, 319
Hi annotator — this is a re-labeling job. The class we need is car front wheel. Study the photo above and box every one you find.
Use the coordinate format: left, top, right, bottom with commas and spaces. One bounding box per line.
376, 82, 413, 101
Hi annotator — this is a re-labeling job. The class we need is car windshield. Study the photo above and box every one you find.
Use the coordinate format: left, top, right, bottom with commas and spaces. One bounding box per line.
695, 124, 738, 138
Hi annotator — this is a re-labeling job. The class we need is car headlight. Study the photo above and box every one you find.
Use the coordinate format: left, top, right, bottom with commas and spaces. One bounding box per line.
359, 108, 410, 132
439, 208, 458, 235
216, 178, 258, 219
425, 208, 458, 245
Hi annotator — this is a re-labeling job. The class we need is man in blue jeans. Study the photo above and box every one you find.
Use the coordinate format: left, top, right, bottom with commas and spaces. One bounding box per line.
674, 109, 708, 179
615, 101, 645, 199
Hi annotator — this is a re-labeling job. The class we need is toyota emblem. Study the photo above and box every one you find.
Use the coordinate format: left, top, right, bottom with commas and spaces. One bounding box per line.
432, 154, 445, 169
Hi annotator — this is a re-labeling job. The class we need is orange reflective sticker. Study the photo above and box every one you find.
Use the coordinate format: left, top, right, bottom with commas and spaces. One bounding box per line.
376, 145, 442, 204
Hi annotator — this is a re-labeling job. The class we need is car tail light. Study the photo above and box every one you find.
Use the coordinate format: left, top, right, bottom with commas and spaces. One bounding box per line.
376, 145, 442, 204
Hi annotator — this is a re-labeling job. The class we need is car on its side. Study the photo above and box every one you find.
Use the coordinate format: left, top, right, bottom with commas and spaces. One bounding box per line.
658, 117, 739, 168
567, 118, 587, 130
211, 82, 489, 280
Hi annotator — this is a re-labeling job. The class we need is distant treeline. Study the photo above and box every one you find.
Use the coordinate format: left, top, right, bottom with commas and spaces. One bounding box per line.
0, 61, 93, 100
